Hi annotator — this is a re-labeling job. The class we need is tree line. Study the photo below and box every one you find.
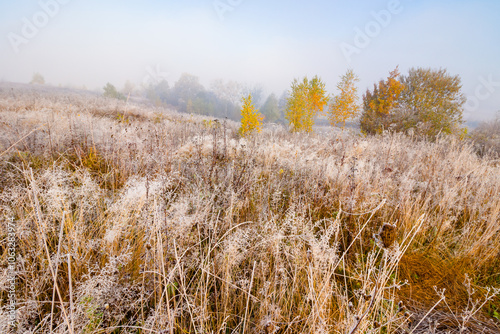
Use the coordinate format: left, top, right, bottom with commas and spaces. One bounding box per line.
102, 74, 287, 123
240, 66, 468, 138
98, 66, 468, 139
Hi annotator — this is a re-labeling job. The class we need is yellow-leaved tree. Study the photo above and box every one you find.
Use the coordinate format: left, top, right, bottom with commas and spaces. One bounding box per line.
360, 67, 405, 134
239, 94, 264, 136
329, 69, 360, 128
368, 66, 404, 115
286, 76, 329, 132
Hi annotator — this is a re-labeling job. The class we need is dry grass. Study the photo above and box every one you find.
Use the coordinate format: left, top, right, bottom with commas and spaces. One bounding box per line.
0, 84, 499, 333
470, 114, 500, 158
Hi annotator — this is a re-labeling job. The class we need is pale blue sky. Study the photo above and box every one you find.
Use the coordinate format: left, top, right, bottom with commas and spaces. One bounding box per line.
1, 0, 499, 120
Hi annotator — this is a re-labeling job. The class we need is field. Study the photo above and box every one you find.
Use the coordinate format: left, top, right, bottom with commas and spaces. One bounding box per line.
0, 83, 499, 333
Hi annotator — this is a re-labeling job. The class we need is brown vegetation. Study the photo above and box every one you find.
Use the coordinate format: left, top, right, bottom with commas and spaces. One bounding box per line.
0, 84, 499, 333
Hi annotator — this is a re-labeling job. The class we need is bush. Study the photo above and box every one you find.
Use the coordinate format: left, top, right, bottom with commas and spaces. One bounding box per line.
103, 83, 126, 101
285, 76, 328, 132
470, 113, 500, 157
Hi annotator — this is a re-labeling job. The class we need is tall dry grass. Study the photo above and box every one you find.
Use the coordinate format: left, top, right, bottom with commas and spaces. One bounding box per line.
0, 85, 499, 333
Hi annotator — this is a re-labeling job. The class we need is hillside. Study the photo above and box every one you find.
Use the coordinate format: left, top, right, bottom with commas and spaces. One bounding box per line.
0, 86, 499, 333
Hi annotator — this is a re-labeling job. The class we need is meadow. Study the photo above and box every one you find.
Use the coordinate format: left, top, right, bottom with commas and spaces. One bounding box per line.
0, 84, 499, 333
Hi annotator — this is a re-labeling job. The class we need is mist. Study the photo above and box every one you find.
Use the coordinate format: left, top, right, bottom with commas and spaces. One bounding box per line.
1, 0, 499, 120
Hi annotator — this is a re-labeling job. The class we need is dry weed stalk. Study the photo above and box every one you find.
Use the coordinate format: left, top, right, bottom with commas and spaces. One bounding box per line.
0, 85, 499, 333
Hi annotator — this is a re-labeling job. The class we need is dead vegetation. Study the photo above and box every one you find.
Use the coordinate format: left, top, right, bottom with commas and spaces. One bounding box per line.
0, 85, 499, 333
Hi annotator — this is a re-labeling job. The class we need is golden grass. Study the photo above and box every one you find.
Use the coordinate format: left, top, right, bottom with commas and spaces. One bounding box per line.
0, 85, 499, 333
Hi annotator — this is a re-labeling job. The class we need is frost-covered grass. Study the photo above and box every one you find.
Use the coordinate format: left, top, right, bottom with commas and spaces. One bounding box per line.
0, 85, 499, 333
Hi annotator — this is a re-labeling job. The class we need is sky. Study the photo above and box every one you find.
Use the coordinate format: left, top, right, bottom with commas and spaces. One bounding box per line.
1, 0, 499, 120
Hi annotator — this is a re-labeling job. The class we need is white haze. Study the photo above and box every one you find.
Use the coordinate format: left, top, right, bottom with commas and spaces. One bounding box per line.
0, 0, 499, 120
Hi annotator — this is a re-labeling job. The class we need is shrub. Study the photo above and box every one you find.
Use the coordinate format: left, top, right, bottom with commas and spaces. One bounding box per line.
103, 82, 126, 101
470, 112, 500, 157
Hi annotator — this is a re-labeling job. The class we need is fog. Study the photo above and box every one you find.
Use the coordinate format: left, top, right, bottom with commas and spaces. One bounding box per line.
1, 0, 499, 120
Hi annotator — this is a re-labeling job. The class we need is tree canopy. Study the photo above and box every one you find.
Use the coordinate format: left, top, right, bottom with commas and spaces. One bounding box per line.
329, 69, 360, 128
285, 76, 329, 132
260, 93, 280, 123
103, 83, 126, 101
361, 67, 466, 137
239, 94, 263, 136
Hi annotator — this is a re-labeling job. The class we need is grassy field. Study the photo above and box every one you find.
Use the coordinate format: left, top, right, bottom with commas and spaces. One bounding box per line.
0, 84, 499, 333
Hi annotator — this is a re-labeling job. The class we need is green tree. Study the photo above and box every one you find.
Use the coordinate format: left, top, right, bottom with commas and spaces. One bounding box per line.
329, 69, 360, 128
239, 94, 263, 136
260, 93, 280, 123
121, 80, 136, 96
172, 73, 204, 111
285, 76, 329, 132
103, 83, 126, 101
